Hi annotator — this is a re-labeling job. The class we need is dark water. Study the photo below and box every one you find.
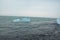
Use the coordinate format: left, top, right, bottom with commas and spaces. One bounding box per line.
0, 16, 56, 22
0, 16, 60, 40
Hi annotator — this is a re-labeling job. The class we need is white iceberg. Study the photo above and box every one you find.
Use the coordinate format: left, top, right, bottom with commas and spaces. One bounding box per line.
22, 18, 31, 22
12, 18, 31, 23
57, 18, 60, 25
12, 19, 21, 22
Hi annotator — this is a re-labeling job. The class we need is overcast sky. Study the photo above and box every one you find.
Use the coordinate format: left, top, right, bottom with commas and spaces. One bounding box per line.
0, 0, 60, 18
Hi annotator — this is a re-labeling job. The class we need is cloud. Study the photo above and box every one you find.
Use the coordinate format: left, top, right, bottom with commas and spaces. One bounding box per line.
0, 0, 60, 18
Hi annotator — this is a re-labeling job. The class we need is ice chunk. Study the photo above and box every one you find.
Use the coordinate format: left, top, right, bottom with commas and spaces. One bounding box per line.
13, 19, 21, 22
12, 18, 31, 23
22, 18, 31, 22
57, 18, 60, 25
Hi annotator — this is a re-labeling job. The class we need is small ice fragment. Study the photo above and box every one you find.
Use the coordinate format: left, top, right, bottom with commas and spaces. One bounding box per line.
12, 18, 31, 23
22, 18, 31, 22
13, 19, 20, 22
56, 18, 60, 25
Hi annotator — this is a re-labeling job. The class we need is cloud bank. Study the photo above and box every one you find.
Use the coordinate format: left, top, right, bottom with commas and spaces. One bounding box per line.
0, 0, 60, 18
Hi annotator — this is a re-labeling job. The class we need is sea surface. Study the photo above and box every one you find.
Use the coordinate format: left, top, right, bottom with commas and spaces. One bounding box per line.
0, 16, 60, 40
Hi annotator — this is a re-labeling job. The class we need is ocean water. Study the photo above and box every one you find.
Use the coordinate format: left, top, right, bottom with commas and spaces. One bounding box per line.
0, 16, 58, 40
0, 16, 56, 23
0, 16, 56, 35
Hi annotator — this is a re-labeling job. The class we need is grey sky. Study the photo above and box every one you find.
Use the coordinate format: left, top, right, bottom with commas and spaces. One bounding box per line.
0, 0, 60, 18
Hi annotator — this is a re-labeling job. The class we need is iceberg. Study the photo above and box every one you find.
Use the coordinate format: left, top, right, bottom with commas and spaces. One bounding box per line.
12, 18, 31, 23
12, 19, 21, 22
57, 18, 60, 25
22, 18, 31, 23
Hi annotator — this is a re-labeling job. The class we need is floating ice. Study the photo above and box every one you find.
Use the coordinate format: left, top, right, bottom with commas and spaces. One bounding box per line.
22, 18, 31, 22
12, 18, 31, 23
57, 18, 60, 25
13, 19, 21, 22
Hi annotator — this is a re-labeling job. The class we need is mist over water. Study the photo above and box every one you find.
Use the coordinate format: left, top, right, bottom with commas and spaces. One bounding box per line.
0, 0, 60, 18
